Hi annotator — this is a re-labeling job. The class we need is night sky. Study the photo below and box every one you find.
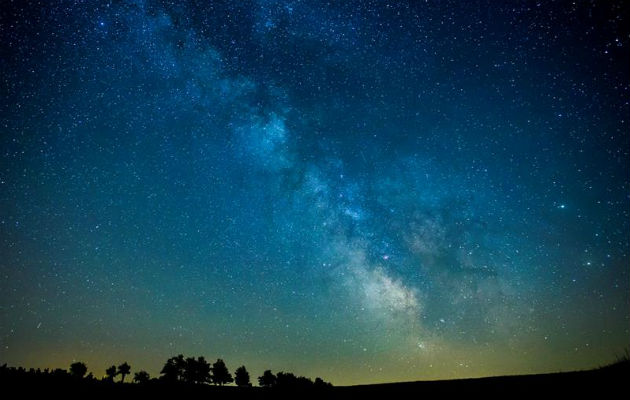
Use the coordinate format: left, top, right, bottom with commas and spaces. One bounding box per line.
1, 0, 629, 386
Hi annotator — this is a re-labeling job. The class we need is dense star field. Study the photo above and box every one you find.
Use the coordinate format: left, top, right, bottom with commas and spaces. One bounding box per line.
1, 0, 628, 386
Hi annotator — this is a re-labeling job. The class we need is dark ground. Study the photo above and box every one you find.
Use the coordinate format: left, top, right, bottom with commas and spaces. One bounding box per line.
1, 360, 627, 399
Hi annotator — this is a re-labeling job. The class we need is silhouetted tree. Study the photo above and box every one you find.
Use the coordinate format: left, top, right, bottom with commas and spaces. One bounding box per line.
211, 359, 233, 386
258, 370, 276, 387
234, 365, 251, 387
296, 375, 314, 387
314, 377, 333, 389
133, 370, 150, 384
273, 372, 317, 390
183, 357, 196, 384
117, 362, 131, 383
105, 365, 117, 382
160, 354, 185, 382
276, 371, 299, 388
69, 361, 87, 378
183, 356, 211, 384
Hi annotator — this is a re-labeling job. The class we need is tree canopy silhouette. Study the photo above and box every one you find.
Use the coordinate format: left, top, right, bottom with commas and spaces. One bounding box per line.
183, 356, 211, 385
211, 359, 233, 386
105, 365, 117, 382
133, 370, 150, 384
258, 371, 332, 390
276, 371, 300, 388
160, 354, 331, 389
314, 376, 333, 389
117, 362, 131, 383
234, 365, 251, 387
69, 361, 87, 378
160, 354, 185, 382
258, 369, 276, 387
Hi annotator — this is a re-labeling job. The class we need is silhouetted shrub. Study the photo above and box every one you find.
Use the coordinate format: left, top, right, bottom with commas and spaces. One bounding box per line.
51, 368, 69, 378
133, 370, 150, 384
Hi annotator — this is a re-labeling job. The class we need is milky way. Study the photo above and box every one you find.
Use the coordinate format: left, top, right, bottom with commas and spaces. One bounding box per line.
1, 1, 628, 385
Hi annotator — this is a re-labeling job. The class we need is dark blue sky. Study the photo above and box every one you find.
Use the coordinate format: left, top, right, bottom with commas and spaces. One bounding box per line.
1, 0, 628, 384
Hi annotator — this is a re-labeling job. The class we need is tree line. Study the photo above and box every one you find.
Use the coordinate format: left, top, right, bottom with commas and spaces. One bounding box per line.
2, 355, 332, 390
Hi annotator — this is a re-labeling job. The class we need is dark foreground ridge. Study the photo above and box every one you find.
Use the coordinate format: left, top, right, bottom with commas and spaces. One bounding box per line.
338, 359, 629, 399
1, 359, 627, 399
